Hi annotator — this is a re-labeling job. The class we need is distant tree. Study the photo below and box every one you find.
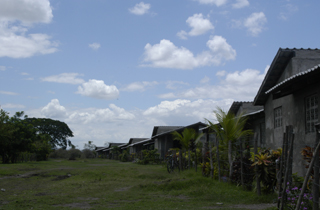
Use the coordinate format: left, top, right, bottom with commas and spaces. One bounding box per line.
24, 118, 74, 149
84, 141, 96, 151
0, 111, 37, 163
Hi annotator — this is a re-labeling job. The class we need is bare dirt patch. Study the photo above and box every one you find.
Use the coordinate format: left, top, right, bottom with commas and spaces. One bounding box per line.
77, 197, 100, 201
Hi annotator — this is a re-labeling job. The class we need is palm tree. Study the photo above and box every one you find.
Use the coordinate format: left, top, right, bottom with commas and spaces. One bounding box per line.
171, 128, 203, 171
206, 106, 252, 180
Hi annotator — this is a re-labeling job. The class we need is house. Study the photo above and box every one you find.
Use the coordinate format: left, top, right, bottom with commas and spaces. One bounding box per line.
253, 48, 320, 175
228, 101, 265, 147
151, 122, 207, 158
100, 143, 125, 158
120, 138, 149, 154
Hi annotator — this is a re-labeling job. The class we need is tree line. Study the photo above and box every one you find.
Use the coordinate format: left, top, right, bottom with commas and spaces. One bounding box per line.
0, 109, 74, 164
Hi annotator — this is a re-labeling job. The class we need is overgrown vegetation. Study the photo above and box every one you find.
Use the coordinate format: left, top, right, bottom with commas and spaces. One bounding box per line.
0, 159, 276, 210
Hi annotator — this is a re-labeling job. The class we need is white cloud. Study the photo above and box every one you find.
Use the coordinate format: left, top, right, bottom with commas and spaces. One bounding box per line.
177, 30, 188, 40
279, 4, 298, 20
41, 99, 67, 119
89, 43, 100, 50
0, 0, 57, 58
200, 76, 210, 84
166, 81, 189, 90
129, 2, 151, 15
194, 0, 227, 7
186, 13, 214, 37
121, 81, 158, 92
216, 70, 226, 76
0, 66, 6, 71
244, 12, 267, 36
0, 90, 18, 95
205, 36, 236, 64
1, 103, 25, 109
142, 36, 236, 69
77, 79, 119, 100
232, 0, 249, 9
41, 73, 85, 85
0, 0, 53, 23
158, 67, 267, 101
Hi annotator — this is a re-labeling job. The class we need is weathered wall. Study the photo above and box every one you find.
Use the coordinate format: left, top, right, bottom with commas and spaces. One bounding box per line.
264, 82, 320, 176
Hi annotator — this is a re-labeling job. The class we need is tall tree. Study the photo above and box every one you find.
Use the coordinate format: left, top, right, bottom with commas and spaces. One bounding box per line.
206, 107, 252, 179
24, 118, 74, 149
0, 111, 37, 163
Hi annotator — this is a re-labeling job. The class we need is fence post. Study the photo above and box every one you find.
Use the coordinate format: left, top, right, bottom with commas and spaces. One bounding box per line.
280, 125, 294, 210
179, 149, 182, 171
240, 138, 244, 190
216, 136, 221, 182
295, 132, 320, 210
254, 136, 261, 196
313, 123, 320, 210
277, 133, 286, 209
209, 140, 213, 179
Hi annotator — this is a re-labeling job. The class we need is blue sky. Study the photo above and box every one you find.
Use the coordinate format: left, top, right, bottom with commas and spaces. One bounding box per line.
0, 0, 318, 148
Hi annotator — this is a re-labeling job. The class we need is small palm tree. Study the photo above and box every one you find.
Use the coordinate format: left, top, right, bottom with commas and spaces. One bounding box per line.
171, 128, 203, 171
206, 106, 252, 180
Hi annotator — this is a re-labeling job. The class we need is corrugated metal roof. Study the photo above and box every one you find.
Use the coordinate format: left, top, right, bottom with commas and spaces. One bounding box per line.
253, 48, 320, 105
265, 64, 320, 94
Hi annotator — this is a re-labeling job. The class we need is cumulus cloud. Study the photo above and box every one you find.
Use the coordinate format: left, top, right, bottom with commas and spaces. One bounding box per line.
41, 99, 67, 118
0, 0, 58, 58
41, 73, 85, 85
143, 98, 233, 124
89, 43, 100, 50
0, 0, 53, 23
186, 13, 214, 37
0, 90, 18, 95
177, 30, 188, 40
158, 67, 267, 101
77, 79, 119, 100
194, 0, 227, 7
142, 36, 236, 69
200, 76, 210, 84
0, 66, 6, 71
279, 4, 298, 20
129, 2, 151, 15
244, 12, 267, 36
232, 0, 249, 9
121, 81, 158, 92
216, 70, 226, 76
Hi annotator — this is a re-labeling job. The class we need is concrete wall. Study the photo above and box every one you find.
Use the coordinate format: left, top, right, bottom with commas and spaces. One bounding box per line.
264, 82, 320, 176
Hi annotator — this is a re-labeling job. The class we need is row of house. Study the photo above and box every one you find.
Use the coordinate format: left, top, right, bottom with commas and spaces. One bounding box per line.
96, 48, 320, 176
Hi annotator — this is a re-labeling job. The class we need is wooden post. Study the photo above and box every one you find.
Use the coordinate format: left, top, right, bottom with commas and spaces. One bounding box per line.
216, 136, 221, 182
280, 125, 294, 210
240, 139, 244, 190
179, 149, 182, 171
209, 140, 214, 179
313, 123, 320, 210
254, 136, 261, 196
277, 133, 286, 208
295, 134, 320, 210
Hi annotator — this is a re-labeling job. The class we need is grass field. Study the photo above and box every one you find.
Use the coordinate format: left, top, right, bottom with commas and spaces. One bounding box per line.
0, 159, 277, 210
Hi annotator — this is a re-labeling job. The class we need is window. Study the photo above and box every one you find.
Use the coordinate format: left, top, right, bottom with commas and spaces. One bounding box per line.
306, 95, 318, 133
274, 107, 282, 128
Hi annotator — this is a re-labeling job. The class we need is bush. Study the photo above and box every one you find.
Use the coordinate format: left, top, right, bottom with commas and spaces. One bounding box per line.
119, 150, 129, 162
68, 149, 82, 160
81, 149, 96, 159
49, 148, 69, 159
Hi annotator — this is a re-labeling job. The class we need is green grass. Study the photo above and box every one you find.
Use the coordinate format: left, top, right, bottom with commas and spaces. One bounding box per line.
0, 159, 277, 209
